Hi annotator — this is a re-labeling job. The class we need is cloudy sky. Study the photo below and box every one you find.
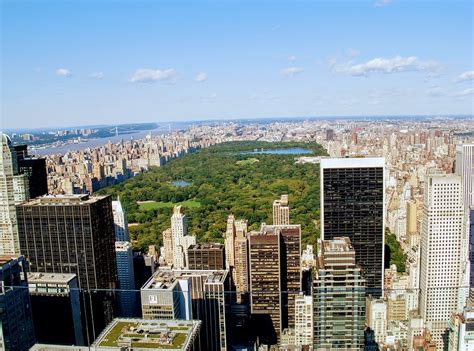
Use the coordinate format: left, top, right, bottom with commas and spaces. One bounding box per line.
1, 0, 473, 129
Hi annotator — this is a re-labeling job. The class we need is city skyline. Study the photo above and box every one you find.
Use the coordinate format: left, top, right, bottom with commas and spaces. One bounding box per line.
2, 0, 473, 129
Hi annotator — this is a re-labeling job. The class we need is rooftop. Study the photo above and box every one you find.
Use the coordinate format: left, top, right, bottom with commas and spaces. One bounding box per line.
320, 156, 385, 169
30, 345, 89, 351
92, 318, 201, 350
142, 269, 228, 290
18, 194, 109, 206
28, 272, 76, 284
187, 243, 224, 251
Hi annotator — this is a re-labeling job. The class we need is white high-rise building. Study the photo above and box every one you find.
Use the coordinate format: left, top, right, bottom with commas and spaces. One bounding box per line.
366, 298, 387, 344
420, 173, 465, 348
294, 293, 313, 346
456, 144, 474, 211
171, 206, 195, 269
0, 133, 28, 254
273, 194, 290, 225
112, 199, 129, 241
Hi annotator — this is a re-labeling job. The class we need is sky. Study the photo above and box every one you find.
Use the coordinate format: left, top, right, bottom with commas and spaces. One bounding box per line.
1, 0, 473, 129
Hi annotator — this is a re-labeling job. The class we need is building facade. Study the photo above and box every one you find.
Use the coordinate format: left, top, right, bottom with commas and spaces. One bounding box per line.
16, 194, 118, 342
115, 241, 138, 317
420, 173, 465, 349
320, 157, 385, 296
187, 243, 225, 270
112, 199, 129, 241
273, 194, 290, 225
28, 272, 84, 346
0, 255, 36, 351
313, 237, 366, 350
171, 206, 196, 269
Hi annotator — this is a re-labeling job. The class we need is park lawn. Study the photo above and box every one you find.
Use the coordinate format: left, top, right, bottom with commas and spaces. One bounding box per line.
138, 200, 202, 211
236, 158, 259, 165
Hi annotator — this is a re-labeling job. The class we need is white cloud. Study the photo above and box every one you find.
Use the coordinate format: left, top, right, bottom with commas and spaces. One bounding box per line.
374, 0, 393, 7
282, 67, 304, 77
426, 86, 444, 97
56, 68, 72, 77
288, 55, 297, 62
195, 72, 208, 82
451, 88, 474, 97
454, 71, 474, 83
89, 72, 105, 80
129, 68, 177, 83
333, 56, 440, 77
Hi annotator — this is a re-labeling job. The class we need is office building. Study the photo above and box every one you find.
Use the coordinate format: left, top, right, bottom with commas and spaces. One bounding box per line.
140, 269, 192, 320
420, 173, 464, 349
0, 133, 29, 254
294, 293, 313, 347
141, 268, 229, 351
313, 237, 366, 350
448, 307, 474, 351
115, 241, 138, 317
28, 272, 84, 346
326, 129, 335, 141
321, 157, 385, 296
92, 318, 201, 350
366, 298, 387, 344
162, 228, 173, 265
273, 194, 290, 225
0, 255, 36, 351
133, 246, 158, 290
13, 144, 48, 199
16, 194, 118, 342
112, 199, 129, 241
224, 214, 236, 269
171, 206, 196, 269
455, 144, 474, 210
248, 224, 301, 345
187, 243, 225, 270
470, 209, 474, 300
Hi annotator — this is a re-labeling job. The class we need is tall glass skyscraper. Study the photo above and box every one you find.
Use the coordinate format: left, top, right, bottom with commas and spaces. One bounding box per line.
320, 157, 385, 296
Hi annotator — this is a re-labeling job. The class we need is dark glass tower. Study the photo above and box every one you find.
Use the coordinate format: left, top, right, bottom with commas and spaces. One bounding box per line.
15, 194, 118, 343
320, 157, 385, 296
13, 144, 48, 199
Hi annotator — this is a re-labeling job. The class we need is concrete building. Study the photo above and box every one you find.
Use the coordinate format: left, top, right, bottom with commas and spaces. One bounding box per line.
171, 206, 196, 269
16, 194, 118, 342
28, 272, 84, 346
162, 228, 173, 265
115, 241, 138, 317
313, 237, 366, 350
420, 173, 465, 349
0, 133, 29, 254
294, 293, 313, 347
366, 297, 387, 344
448, 307, 474, 351
92, 318, 201, 350
321, 157, 385, 296
112, 199, 129, 241
248, 224, 301, 345
13, 144, 48, 199
455, 144, 474, 210
187, 243, 225, 270
141, 269, 229, 351
0, 255, 36, 351
273, 194, 290, 225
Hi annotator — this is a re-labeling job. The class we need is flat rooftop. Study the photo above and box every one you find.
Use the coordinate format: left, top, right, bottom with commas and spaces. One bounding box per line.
320, 157, 385, 169
142, 269, 228, 290
28, 272, 76, 284
30, 345, 89, 351
187, 243, 224, 250
18, 194, 109, 207
92, 318, 201, 350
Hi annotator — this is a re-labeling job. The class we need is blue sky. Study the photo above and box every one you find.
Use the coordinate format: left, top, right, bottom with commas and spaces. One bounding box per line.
1, 0, 473, 129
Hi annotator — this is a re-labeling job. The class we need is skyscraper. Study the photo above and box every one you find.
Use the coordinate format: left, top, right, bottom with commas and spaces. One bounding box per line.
321, 157, 385, 296
0, 255, 36, 351
273, 194, 290, 225
420, 173, 465, 348
16, 194, 118, 342
0, 134, 29, 254
171, 206, 196, 269
13, 144, 48, 199
28, 272, 84, 346
294, 293, 313, 347
187, 243, 225, 270
248, 224, 301, 345
313, 237, 366, 350
112, 199, 129, 241
115, 241, 138, 317
455, 144, 474, 210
